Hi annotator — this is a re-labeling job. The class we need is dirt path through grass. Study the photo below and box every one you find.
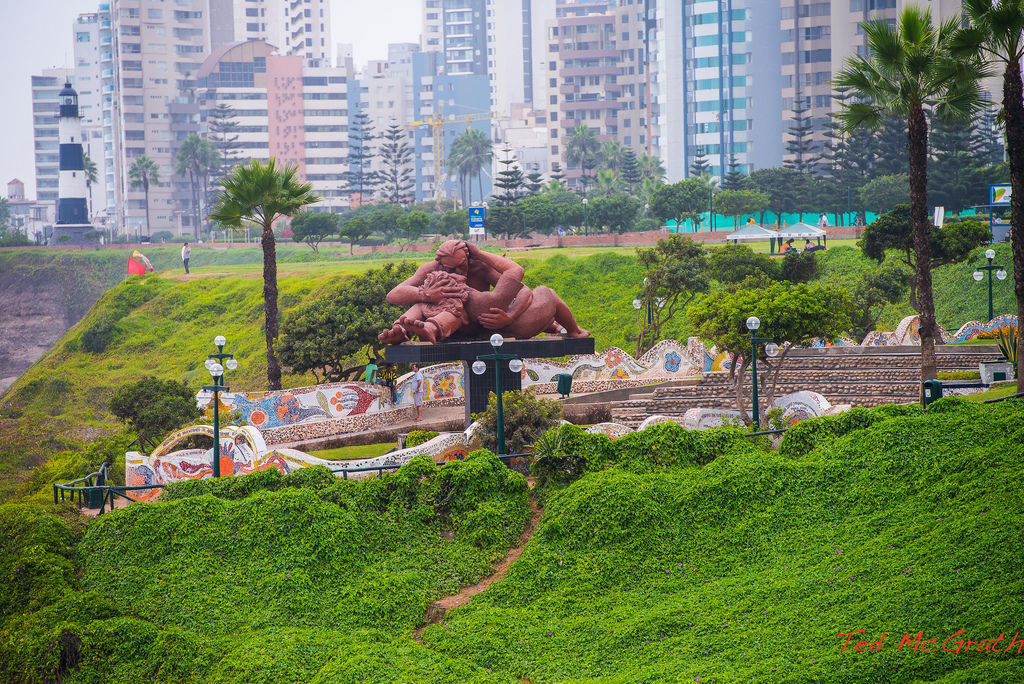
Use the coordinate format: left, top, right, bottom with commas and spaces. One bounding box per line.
414, 495, 542, 644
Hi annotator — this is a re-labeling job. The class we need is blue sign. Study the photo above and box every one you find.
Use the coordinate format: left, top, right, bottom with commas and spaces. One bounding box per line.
469, 207, 484, 228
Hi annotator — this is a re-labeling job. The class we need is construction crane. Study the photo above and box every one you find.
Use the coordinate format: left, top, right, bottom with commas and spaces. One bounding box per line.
405, 100, 509, 201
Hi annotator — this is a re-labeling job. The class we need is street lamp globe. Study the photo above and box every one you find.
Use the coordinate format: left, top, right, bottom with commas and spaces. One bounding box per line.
656, 297, 666, 308
765, 342, 780, 358
746, 316, 761, 331
205, 359, 215, 370
996, 269, 1007, 281
582, 198, 588, 205
209, 362, 224, 378
509, 358, 524, 373
985, 249, 996, 260
973, 271, 984, 281
472, 360, 487, 375
226, 358, 238, 370
489, 333, 504, 347
632, 299, 643, 310
214, 335, 227, 348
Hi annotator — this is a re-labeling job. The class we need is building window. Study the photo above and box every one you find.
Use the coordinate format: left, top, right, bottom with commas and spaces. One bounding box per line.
76, 32, 90, 42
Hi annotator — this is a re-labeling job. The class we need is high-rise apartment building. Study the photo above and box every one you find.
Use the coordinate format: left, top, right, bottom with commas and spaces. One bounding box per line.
543, 0, 649, 188
422, 0, 488, 76
650, 1, 782, 183
484, 0, 557, 114
195, 40, 351, 214
778, 0, 968, 168
57, 0, 333, 237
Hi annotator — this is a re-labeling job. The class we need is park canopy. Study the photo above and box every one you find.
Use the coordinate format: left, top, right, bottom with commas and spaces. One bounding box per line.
725, 223, 778, 243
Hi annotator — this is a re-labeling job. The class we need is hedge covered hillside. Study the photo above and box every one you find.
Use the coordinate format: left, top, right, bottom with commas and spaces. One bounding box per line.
0, 451, 530, 683
427, 398, 1024, 683
3, 400, 1021, 683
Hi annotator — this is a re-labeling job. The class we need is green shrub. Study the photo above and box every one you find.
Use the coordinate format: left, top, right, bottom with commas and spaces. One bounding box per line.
778, 403, 924, 458
472, 390, 562, 454
406, 430, 439, 448
937, 370, 981, 380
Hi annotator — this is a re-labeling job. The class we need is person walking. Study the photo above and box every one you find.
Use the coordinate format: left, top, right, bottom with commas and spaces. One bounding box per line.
817, 213, 829, 230
411, 363, 424, 422
181, 242, 191, 274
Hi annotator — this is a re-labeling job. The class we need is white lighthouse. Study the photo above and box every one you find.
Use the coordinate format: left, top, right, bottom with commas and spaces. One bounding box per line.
50, 82, 95, 244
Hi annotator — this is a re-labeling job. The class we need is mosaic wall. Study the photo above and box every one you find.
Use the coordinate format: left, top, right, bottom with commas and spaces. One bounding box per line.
522, 340, 702, 386
126, 423, 484, 502
810, 314, 1017, 347
128, 389, 863, 502
634, 390, 853, 431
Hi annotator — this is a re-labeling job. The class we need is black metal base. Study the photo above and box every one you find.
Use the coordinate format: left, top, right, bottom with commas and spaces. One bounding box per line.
383, 337, 595, 426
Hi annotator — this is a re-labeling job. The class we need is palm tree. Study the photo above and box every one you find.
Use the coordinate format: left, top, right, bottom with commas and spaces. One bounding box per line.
598, 140, 626, 173
952, 0, 1024, 391
564, 123, 601, 195
594, 169, 623, 198
637, 153, 667, 183
176, 134, 220, 240
128, 155, 159, 236
448, 127, 493, 206
83, 153, 98, 221
208, 159, 320, 390
835, 6, 986, 382
639, 177, 665, 208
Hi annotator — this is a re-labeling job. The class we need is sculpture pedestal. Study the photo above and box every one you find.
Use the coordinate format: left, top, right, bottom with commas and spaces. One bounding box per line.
385, 337, 595, 426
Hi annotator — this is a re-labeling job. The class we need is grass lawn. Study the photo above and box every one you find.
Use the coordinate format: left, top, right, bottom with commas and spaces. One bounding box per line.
307, 442, 396, 461
964, 382, 1021, 402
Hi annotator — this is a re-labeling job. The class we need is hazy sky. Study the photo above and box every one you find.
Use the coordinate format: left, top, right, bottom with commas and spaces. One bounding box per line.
0, 0, 421, 199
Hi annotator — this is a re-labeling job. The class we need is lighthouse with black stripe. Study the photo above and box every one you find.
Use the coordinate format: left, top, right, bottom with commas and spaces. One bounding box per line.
56, 82, 89, 226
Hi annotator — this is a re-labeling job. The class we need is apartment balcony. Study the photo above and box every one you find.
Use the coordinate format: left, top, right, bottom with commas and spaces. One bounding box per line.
560, 98, 613, 111
559, 84, 581, 95
561, 66, 618, 78
562, 48, 618, 60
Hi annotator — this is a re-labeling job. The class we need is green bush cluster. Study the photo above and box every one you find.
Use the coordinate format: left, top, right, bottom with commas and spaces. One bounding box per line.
406, 430, 439, 448
0, 450, 529, 683
425, 398, 1024, 684
937, 370, 981, 380
778, 403, 925, 458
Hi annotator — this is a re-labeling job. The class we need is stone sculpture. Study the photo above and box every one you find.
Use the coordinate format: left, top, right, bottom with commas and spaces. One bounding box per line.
379, 240, 589, 344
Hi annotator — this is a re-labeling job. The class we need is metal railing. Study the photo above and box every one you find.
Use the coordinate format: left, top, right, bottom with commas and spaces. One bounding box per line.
53, 462, 164, 515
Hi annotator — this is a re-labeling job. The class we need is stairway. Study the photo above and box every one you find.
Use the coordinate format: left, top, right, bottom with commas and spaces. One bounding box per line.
610, 345, 1000, 428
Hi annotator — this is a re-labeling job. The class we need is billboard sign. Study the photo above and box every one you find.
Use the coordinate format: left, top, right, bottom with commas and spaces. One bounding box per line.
991, 184, 1011, 206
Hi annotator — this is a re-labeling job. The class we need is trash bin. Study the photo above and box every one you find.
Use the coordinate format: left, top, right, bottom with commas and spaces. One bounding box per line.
922, 379, 943, 408
556, 373, 573, 399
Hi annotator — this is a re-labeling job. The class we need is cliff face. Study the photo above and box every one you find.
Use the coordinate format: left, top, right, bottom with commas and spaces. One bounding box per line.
0, 269, 83, 393
0, 251, 124, 395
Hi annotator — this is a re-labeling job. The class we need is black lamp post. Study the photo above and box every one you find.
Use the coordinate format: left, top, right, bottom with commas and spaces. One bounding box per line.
471, 334, 523, 457
972, 248, 1007, 322
582, 198, 589, 236
203, 335, 237, 478
745, 316, 779, 430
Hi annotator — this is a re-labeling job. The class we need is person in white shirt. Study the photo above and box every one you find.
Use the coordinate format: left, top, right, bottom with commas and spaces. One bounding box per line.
817, 213, 829, 230
181, 243, 191, 274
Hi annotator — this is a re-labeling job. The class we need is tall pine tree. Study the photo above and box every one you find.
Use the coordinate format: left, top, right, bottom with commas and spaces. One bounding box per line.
491, 144, 527, 238
784, 92, 821, 175
621, 148, 642, 195
690, 146, 710, 177
346, 110, 379, 204
207, 103, 243, 176
378, 123, 414, 203
971, 104, 1005, 167
721, 155, 748, 190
